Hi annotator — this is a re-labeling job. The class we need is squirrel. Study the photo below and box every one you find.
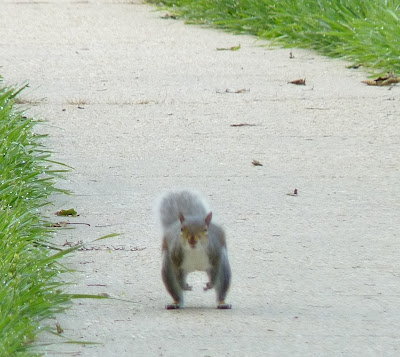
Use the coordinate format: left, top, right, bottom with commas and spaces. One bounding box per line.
158, 190, 232, 310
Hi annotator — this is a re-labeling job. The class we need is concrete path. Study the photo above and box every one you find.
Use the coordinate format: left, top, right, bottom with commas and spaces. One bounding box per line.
1, 1, 400, 356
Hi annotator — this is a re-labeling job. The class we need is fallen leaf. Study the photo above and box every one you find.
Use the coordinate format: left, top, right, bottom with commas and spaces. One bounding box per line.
217, 44, 241, 51
217, 88, 250, 94
63, 240, 83, 247
56, 323, 63, 334
51, 221, 90, 227
161, 13, 177, 19
289, 78, 306, 85
230, 123, 256, 127
51, 221, 69, 227
362, 72, 400, 86
287, 188, 298, 196
252, 160, 263, 166
346, 64, 363, 69
56, 208, 78, 217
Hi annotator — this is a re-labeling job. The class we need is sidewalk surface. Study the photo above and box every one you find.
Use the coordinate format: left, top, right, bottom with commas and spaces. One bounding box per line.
1, 1, 400, 356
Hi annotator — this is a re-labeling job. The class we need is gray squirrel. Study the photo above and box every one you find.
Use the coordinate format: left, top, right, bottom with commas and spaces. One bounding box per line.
158, 190, 232, 309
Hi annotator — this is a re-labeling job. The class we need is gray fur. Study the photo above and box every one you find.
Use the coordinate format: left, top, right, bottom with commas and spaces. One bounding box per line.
159, 190, 232, 309
159, 190, 209, 228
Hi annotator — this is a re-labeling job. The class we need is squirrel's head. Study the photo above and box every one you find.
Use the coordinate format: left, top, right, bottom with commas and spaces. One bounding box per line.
179, 212, 212, 248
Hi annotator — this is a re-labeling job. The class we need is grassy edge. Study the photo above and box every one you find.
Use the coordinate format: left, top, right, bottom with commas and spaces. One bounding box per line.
147, 0, 400, 75
0, 80, 89, 356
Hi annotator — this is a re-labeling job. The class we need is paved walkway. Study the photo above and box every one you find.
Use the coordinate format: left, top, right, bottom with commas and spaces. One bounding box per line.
1, 1, 400, 356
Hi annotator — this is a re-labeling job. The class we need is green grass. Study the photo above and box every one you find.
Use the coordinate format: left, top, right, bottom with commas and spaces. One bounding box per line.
0, 81, 73, 356
148, 0, 400, 74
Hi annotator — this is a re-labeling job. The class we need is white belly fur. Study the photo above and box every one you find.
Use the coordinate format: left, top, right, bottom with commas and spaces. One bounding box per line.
181, 241, 211, 272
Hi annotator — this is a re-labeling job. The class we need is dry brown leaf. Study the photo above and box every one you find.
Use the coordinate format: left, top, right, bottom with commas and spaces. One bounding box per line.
216, 88, 250, 94
51, 221, 69, 227
56, 323, 63, 334
289, 78, 306, 85
230, 123, 256, 127
161, 13, 177, 19
56, 208, 78, 216
226, 88, 250, 93
217, 44, 241, 51
362, 72, 400, 86
51, 221, 91, 227
252, 160, 263, 166
346, 64, 363, 69
287, 188, 298, 196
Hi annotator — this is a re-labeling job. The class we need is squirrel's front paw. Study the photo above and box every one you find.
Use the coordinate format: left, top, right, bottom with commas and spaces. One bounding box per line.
203, 282, 213, 291
183, 283, 192, 291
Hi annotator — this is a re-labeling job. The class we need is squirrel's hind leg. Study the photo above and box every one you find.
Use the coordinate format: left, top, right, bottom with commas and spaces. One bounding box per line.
165, 301, 181, 309
162, 256, 184, 309
217, 301, 232, 309
214, 254, 232, 309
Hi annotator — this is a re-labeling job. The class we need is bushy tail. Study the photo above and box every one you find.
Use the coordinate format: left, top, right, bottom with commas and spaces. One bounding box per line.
158, 190, 208, 229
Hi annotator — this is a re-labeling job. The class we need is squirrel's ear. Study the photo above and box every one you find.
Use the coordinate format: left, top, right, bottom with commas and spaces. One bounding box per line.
205, 212, 212, 227
179, 213, 185, 224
